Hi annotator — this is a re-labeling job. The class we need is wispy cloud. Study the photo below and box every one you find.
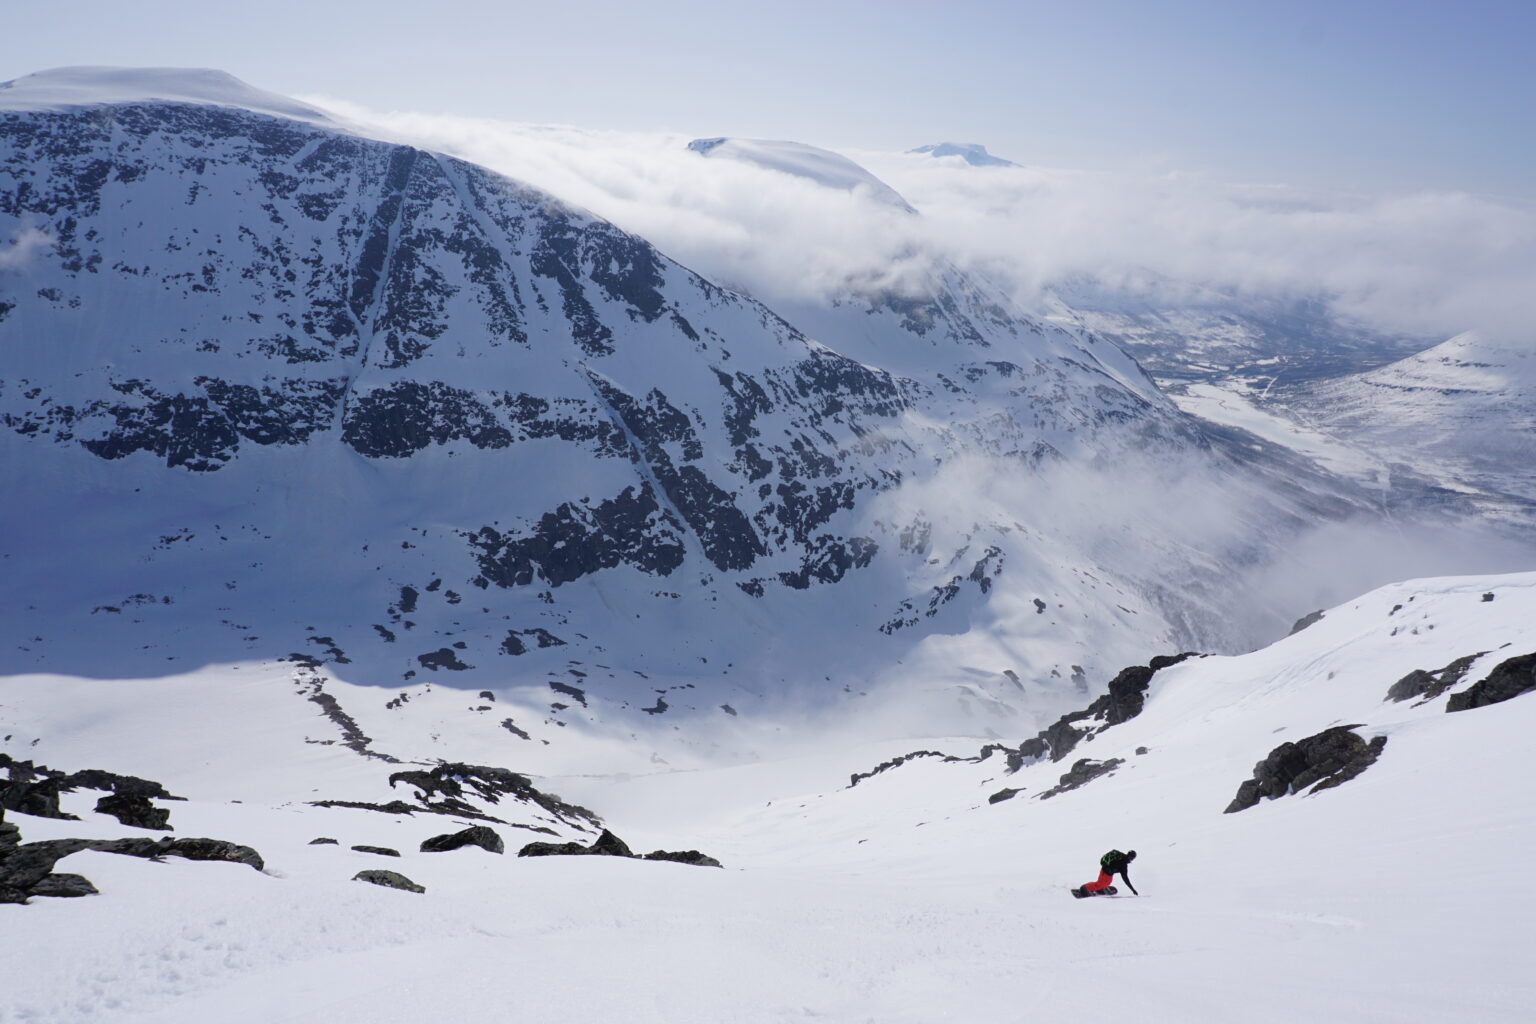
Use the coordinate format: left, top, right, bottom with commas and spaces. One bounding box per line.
311, 97, 1536, 344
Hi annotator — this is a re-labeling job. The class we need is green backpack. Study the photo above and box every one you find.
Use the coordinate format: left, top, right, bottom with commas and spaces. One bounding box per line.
1100, 850, 1125, 871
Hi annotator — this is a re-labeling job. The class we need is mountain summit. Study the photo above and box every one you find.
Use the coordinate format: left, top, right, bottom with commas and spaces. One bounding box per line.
907, 142, 1017, 167
0, 65, 339, 125
688, 137, 918, 212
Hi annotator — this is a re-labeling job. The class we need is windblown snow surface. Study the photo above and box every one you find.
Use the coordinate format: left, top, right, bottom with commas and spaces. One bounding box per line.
4, 572, 1534, 1023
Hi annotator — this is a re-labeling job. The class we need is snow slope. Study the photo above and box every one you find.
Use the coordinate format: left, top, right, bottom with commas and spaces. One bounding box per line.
688, 136, 918, 213
4, 571, 1533, 1022
0, 66, 340, 126
1277, 331, 1536, 512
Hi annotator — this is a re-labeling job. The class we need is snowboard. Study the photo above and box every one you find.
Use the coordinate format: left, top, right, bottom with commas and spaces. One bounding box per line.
1071, 885, 1118, 898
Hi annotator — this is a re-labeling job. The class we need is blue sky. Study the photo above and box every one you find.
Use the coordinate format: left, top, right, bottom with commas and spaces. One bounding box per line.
5, 0, 1534, 197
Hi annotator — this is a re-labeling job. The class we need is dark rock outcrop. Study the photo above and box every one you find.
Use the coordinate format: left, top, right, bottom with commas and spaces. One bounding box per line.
309, 837, 339, 845
642, 849, 722, 868
0, 815, 19, 854
1038, 758, 1125, 800
94, 793, 172, 831
589, 829, 634, 857
351, 845, 400, 857
1446, 653, 1536, 713
848, 750, 961, 788
420, 825, 504, 854
1015, 653, 1201, 768
845, 653, 1200, 796
0, 824, 263, 905
1386, 653, 1485, 704
0, 774, 76, 820
1288, 610, 1325, 635
988, 787, 1023, 804
518, 828, 719, 867
353, 869, 425, 894
1, 756, 190, 824
161, 837, 264, 870
380, 763, 601, 830
518, 839, 590, 857
1225, 726, 1387, 813
29, 873, 97, 898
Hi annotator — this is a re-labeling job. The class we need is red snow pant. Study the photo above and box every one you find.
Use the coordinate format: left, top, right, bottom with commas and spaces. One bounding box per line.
1083, 870, 1115, 893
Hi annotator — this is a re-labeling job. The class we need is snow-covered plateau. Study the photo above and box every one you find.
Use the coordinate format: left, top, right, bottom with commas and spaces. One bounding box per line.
3, 67, 1535, 1023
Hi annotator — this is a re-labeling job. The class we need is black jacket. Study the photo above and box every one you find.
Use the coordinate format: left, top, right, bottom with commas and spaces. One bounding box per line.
1101, 851, 1139, 894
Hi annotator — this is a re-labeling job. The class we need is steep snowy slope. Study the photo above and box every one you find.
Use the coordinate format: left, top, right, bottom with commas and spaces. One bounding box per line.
0, 68, 1253, 768
1275, 331, 1536, 512
4, 572, 1532, 1023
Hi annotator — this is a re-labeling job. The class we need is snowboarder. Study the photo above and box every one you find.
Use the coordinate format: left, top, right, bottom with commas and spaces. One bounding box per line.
1074, 849, 1138, 898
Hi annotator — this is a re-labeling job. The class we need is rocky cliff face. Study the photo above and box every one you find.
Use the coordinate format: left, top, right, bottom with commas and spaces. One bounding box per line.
0, 71, 1277, 751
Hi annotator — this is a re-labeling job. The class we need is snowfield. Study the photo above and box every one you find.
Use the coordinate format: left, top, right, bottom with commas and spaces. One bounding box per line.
5, 572, 1534, 1023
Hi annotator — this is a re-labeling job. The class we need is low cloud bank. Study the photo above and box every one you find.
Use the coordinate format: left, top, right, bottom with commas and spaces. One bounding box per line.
315, 97, 1535, 344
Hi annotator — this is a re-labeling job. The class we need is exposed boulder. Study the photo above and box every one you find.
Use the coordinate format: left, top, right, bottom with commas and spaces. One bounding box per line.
420, 825, 504, 854
0, 827, 263, 905
1386, 653, 1485, 704
309, 837, 339, 845
29, 873, 97, 898
95, 793, 172, 831
1288, 609, 1325, 635
1, 756, 186, 825
353, 869, 425, 894
162, 838, 264, 870
1038, 758, 1125, 800
643, 850, 723, 868
988, 787, 1023, 805
589, 829, 633, 857
0, 775, 77, 821
0, 839, 93, 891
1225, 726, 1387, 813
518, 839, 589, 857
351, 845, 400, 857
1446, 653, 1536, 713
518, 829, 720, 867
61, 767, 181, 800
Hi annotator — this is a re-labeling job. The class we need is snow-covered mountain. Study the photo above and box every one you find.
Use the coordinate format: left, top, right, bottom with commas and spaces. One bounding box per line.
4, 66, 1535, 1024
907, 142, 1018, 167
688, 136, 918, 213
4, 570, 1532, 1021
1274, 331, 1536, 513
0, 68, 1291, 769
